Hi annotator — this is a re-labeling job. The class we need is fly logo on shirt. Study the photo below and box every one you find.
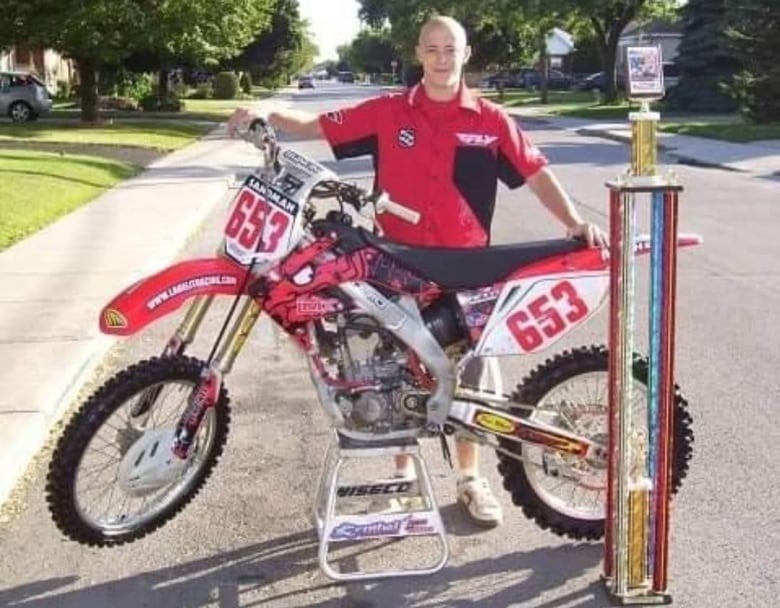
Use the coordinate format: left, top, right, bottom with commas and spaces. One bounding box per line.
456, 132, 499, 147
398, 127, 416, 148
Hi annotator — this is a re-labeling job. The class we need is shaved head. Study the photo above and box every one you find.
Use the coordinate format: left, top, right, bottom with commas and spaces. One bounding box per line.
415, 15, 471, 99
418, 15, 468, 48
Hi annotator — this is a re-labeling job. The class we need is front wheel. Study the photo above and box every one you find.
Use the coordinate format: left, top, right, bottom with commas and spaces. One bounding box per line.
9, 100, 33, 122
46, 355, 231, 546
497, 345, 693, 541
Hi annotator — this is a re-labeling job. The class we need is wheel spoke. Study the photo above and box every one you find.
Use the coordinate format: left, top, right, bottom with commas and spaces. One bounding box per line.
48, 357, 230, 545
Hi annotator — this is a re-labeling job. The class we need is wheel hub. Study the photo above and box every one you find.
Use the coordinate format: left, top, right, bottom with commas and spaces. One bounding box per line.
117, 427, 190, 497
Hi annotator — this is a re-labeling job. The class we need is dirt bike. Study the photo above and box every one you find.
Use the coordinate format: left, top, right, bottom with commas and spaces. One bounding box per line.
46, 119, 696, 558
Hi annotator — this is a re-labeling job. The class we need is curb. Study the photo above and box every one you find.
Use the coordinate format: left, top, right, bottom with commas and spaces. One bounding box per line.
573, 126, 742, 173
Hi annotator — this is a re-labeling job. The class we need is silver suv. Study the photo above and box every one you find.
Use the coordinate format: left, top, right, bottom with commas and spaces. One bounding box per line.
0, 71, 53, 122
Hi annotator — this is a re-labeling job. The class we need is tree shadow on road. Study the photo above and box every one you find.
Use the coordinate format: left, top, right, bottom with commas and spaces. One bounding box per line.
0, 528, 609, 608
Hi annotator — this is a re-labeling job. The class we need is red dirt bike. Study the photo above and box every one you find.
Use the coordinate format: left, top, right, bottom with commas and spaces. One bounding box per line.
46, 120, 696, 553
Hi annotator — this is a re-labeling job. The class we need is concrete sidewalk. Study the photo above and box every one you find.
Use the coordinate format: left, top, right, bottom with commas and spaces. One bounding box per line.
509, 108, 780, 179
0, 126, 262, 506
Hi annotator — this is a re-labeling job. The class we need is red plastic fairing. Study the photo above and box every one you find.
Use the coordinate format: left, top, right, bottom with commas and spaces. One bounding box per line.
100, 258, 249, 336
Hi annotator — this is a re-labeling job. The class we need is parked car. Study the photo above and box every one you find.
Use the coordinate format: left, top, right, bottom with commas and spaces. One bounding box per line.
337, 71, 355, 83
479, 68, 535, 89
579, 71, 626, 93
298, 75, 315, 89
662, 62, 680, 91
0, 71, 53, 122
521, 69, 577, 90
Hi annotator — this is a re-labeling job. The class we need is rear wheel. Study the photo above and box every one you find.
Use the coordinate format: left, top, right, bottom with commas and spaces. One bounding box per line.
46, 355, 231, 546
9, 100, 33, 122
497, 345, 693, 541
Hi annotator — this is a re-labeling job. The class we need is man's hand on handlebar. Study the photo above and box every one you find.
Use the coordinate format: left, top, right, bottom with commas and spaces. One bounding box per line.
227, 107, 259, 139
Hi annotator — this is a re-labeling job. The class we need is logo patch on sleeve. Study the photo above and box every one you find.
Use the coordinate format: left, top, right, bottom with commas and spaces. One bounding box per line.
325, 111, 343, 124
398, 128, 416, 148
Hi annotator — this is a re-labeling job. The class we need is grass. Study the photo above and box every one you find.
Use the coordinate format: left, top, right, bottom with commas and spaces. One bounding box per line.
0, 121, 213, 151
658, 121, 780, 142
49, 88, 275, 122
0, 150, 138, 250
483, 87, 780, 143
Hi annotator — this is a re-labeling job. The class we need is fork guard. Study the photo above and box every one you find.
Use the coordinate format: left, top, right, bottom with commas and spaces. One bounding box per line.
100, 258, 249, 336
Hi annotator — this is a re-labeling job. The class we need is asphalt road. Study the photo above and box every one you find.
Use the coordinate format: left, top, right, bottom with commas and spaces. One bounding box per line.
1, 82, 778, 607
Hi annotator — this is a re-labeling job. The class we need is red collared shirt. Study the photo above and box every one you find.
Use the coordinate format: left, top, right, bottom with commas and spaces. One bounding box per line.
318, 84, 548, 247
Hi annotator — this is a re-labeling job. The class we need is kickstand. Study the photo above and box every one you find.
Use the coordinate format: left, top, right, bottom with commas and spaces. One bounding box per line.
439, 431, 453, 470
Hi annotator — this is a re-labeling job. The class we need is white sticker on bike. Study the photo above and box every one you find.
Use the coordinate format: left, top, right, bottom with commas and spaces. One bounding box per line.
223, 176, 299, 266
477, 273, 609, 356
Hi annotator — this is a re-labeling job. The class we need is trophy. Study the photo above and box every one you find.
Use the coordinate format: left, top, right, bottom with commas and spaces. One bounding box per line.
603, 45, 682, 604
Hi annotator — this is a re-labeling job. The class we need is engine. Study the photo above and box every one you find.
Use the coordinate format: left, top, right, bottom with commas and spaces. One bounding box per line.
318, 314, 430, 434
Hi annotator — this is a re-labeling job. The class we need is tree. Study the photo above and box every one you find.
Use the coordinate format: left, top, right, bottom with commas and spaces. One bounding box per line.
1, 0, 147, 121
236, 0, 316, 88
340, 28, 400, 76
356, 0, 677, 102
1, 0, 275, 120
664, 0, 739, 113
725, 0, 780, 122
568, 0, 677, 103
134, 0, 275, 100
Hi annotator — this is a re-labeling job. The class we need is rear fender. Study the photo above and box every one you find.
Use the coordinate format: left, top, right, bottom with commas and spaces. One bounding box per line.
100, 258, 249, 336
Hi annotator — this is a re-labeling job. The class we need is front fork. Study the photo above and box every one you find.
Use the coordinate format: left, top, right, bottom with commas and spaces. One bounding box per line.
132, 293, 264, 448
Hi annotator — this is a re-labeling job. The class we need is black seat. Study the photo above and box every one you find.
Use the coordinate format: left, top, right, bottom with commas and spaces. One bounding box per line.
359, 229, 588, 290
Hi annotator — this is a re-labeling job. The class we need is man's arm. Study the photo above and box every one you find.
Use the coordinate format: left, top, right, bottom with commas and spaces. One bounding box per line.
527, 167, 608, 248
227, 106, 323, 139
267, 108, 323, 139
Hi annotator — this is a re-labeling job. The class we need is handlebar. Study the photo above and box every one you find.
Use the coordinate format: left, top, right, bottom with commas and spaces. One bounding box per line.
374, 192, 421, 225
240, 117, 420, 226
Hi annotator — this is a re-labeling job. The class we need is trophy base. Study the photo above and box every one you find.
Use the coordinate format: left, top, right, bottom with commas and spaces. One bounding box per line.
602, 576, 673, 605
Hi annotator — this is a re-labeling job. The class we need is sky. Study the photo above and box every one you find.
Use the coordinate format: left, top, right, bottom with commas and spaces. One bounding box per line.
298, 0, 363, 62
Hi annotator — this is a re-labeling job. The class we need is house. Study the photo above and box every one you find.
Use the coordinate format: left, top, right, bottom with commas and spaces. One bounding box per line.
0, 46, 74, 92
619, 19, 682, 65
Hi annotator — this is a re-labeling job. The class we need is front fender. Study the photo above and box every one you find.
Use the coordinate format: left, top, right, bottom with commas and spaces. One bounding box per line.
100, 258, 249, 336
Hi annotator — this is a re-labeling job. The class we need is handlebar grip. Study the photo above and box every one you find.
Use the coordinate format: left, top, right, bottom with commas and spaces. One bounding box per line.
248, 117, 268, 132
376, 195, 421, 225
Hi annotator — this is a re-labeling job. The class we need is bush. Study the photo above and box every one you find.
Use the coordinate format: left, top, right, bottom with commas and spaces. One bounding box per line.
117, 72, 154, 102
56, 80, 72, 100
188, 82, 213, 99
239, 72, 253, 95
98, 96, 139, 111
140, 92, 184, 113
728, 71, 780, 124
213, 71, 239, 99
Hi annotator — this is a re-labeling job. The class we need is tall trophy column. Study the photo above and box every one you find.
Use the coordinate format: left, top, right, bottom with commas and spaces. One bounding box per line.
603, 46, 682, 605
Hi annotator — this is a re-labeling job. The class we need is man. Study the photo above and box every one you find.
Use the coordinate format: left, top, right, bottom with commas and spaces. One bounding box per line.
228, 15, 607, 527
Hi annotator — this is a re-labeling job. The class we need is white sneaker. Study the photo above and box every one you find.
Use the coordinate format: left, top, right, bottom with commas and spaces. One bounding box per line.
456, 476, 504, 527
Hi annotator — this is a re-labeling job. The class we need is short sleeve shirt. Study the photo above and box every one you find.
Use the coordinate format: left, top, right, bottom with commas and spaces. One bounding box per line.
318, 84, 548, 247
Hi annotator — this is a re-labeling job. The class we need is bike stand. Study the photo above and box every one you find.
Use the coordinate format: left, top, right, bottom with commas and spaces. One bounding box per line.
312, 432, 449, 581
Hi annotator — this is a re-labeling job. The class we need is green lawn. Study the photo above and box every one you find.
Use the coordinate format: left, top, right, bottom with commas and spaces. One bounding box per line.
482, 89, 600, 108
659, 121, 780, 142
0, 121, 213, 150
183, 97, 267, 116
49, 89, 275, 122
483, 88, 780, 143
0, 150, 138, 250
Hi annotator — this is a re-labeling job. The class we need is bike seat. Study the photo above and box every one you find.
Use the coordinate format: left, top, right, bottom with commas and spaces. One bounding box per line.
359, 229, 588, 290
